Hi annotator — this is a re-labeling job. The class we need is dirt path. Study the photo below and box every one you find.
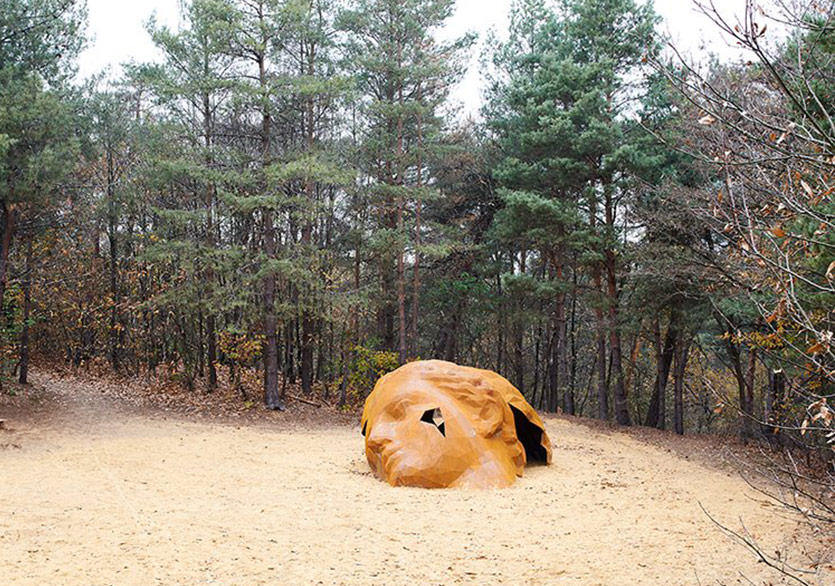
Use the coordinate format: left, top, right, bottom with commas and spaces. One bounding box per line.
0, 374, 828, 585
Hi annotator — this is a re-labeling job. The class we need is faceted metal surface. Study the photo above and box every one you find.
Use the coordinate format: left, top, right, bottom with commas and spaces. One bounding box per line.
361, 360, 552, 489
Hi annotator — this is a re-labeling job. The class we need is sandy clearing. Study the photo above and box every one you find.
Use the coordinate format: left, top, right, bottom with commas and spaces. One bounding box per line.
0, 378, 826, 586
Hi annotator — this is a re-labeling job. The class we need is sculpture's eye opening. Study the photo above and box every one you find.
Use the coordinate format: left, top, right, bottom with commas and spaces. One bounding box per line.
420, 408, 445, 436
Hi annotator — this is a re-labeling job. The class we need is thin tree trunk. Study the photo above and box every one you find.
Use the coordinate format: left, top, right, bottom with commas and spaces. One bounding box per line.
315, 318, 325, 384
0, 202, 17, 309
514, 317, 524, 395
646, 316, 663, 428
532, 314, 542, 408
569, 265, 578, 408
203, 88, 217, 391
766, 369, 785, 428
410, 82, 423, 358
206, 314, 217, 390
590, 192, 608, 420
18, 234, 33, 384
380, 254, 396, 351
300, 43, 316, 395
339, 240, 362, 408
443, 296, 465, 363
720, 322, 753, 435
263, 208, 281, 409
299, 171, 314, 386
300, 298, 314, 395
258, 46, 282, 411
765, 369, 778, 424
338, 344, 351, 408
745, 343, 757, 418
395, 34, 407, 365
198, 311, 205, 378
673, 337, 690, 435
107, 148, 120, 371
546, 323, 557, 411
496, 267, 504, 373
294, 314, 302, 384
555, 255, 571, 414
515, 249, 526, 395
605, 188, 629, 425
610, 319, 629, 424
397, 209, 407, 364
645, 316, 677, 429
625, 327, 642, 406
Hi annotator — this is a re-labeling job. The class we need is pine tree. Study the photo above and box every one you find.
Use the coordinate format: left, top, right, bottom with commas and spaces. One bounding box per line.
144, 0, 239, 389
267, 0, 355, 395
485, 0, 658, 420
340, 0, 474, 362
560, 0, 658, 425
0, 0, 85, 312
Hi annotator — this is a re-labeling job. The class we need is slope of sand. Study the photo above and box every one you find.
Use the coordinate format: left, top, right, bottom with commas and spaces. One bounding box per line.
0, 375, 828, 586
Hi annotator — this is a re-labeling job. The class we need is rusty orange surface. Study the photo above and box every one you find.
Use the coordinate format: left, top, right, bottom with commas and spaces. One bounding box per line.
361, 360, 552, 489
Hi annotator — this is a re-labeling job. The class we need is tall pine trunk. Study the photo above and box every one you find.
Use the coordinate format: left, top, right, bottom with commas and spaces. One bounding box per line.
258, 48, 282, 411
263, 208, 281, 409
605, 187, 629, 425
202, 87, 217, 391
589, 190, 608, 420
202, 91, 218, 391
300, 43, 316, 395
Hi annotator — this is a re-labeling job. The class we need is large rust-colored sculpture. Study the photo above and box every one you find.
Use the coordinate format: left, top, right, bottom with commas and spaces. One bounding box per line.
361, 360, 551, 488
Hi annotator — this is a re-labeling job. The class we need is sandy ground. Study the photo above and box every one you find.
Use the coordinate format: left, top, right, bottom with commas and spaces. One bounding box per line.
0, 374, 829, 586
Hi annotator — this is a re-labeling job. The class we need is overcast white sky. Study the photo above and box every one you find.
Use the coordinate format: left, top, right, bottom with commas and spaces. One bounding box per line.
78, 0, 759, 116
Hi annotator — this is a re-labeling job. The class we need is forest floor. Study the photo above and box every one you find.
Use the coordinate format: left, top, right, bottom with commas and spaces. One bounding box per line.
1, 369, 832, 586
